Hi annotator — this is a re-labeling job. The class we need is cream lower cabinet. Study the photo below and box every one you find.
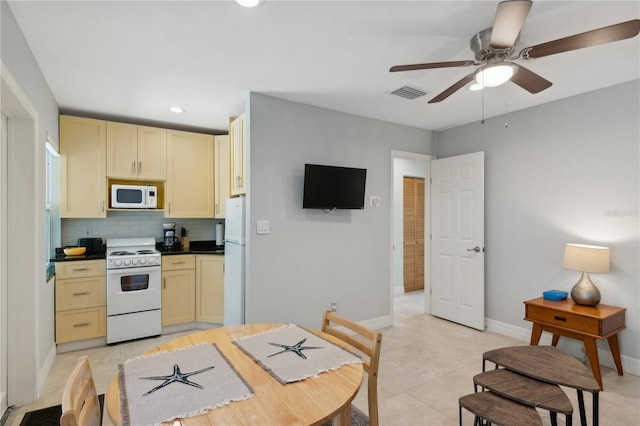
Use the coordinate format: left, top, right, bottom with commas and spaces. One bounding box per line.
166, 130, 215, 218
59, 115, 107, 218
161, 255, 196, 326
55, 260, 106, 343
195, 255, 224, 324
214, 135, 231, 218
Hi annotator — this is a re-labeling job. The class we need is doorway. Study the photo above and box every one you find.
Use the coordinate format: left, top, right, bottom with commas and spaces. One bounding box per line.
391, 152, 432, 321
1, 113, 7, 417
403, 176, 425, 293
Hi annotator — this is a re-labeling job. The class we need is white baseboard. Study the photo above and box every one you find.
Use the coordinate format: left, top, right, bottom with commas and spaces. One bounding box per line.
38, 342, 57, 397
360, 314, 393, 331
486, 318, 640, 377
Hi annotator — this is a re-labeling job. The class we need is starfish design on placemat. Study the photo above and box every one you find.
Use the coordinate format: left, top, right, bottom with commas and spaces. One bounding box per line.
140, 363, 215, 396
268, 338, 323, 359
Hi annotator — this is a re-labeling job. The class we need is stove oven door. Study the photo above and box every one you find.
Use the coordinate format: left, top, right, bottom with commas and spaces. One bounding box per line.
107, 265, 161, 316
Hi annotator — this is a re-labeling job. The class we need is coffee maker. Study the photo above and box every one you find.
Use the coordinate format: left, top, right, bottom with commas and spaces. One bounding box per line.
162, 223, 180, 251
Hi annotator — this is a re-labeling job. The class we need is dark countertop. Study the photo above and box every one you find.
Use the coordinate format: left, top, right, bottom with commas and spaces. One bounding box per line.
50, 253, 106, 262
51, 240, 224, 262
156, 240, 224, 255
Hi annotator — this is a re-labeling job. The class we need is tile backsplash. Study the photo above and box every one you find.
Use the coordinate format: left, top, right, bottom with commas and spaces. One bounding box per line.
62, 211, 223, 247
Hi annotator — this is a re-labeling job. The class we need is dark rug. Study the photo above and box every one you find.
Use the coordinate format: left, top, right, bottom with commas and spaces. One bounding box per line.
20, 394, 104, 426
323, 405, 370, 426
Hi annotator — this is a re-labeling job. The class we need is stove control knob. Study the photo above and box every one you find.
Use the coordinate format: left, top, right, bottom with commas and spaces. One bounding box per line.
124, 259, 131, 266
115, 260, 122, 267
132, 259, 139, 265
140, 258, 147, 265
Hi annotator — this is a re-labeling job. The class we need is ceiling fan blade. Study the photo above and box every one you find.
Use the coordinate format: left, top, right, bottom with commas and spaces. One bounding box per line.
510, 65, 552, 93
428, 74, 475, 103
490, 0, 533, 49
390, 61, 475, 72
519, 19, 640, 59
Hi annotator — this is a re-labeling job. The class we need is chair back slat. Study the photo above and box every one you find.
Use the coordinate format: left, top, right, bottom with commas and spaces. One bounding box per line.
322, 310, 382, 426
61, 355, 101, 426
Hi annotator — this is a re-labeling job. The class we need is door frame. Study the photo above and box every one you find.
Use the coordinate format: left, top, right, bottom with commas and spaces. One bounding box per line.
1, 62, 41, 406
390, 150, 433, 322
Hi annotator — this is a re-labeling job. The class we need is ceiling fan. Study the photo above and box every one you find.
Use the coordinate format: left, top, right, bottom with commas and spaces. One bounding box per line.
389, 0, 640, 103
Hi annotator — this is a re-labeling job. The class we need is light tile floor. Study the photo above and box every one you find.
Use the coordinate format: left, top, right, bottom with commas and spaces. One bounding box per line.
5, 291, 640, 425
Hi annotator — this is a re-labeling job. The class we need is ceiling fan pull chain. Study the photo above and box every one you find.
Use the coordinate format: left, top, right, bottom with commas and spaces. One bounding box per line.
481, 89, 486, 124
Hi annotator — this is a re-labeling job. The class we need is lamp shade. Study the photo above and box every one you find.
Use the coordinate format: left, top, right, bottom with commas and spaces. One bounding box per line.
562, 243, 610, 273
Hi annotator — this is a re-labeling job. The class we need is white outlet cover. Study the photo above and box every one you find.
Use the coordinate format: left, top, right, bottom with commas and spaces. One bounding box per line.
369, 196, 381, 207
256, 220, 270, 234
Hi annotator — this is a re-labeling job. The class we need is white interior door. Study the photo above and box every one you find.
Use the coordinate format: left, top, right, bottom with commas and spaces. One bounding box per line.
430, 152, 485, 330
1, 113, 8, 416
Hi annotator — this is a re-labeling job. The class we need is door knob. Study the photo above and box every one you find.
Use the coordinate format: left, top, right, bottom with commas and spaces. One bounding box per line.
467, 246, 481, 253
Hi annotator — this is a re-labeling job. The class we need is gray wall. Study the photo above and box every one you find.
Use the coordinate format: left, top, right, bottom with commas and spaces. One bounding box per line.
246, 93, 434, 327
2, 0, 60, 403
436, 80, 640, 361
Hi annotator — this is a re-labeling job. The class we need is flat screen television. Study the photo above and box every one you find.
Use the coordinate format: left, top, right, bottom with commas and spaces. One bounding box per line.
303, 163, 367, 210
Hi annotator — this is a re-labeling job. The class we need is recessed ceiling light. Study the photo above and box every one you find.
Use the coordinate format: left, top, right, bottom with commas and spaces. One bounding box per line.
236, 0, 262, 7
169, 106, 185, 113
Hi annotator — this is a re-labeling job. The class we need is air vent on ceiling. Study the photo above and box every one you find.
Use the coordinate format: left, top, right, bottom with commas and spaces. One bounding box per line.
389, 86, 427, 100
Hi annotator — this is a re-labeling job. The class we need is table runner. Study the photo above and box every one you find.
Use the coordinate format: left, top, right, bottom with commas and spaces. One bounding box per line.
119, 343, 253, 426
232, 324, 363, 384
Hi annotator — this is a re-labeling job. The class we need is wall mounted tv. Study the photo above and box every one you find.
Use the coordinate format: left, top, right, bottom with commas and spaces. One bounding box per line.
303, 163, 367, 210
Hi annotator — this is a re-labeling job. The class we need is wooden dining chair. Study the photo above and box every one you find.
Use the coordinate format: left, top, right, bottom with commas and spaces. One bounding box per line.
60, 355, 102, 426
322, 310, 382, 426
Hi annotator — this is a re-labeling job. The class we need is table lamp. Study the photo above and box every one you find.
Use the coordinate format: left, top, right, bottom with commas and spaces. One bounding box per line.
562, 243, 610, 306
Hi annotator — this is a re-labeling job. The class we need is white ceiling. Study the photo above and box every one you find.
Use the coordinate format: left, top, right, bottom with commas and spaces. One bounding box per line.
8, 1, 640, 133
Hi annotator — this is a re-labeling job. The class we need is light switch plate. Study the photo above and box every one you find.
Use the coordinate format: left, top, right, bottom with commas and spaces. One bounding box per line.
256, 220, 270, 234
369, 196, 381, 207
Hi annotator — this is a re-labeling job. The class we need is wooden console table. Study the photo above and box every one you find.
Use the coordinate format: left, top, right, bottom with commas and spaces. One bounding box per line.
524, 297, 626, 390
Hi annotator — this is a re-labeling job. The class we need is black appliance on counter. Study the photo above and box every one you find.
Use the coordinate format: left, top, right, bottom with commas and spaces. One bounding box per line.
77, 237, 104, 254
162, 223, 181, 251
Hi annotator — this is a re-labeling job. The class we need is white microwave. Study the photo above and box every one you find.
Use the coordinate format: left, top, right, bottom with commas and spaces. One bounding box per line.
111, 184, 158, 209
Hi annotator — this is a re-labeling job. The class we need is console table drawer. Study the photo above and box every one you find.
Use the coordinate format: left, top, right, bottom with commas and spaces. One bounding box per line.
526, 304, 600, 334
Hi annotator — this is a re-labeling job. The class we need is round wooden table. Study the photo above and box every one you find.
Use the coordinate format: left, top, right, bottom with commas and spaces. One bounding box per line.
106, 324, 364, 425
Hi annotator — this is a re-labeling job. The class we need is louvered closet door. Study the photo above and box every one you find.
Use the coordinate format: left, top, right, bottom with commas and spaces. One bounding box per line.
403, 177, 425, 292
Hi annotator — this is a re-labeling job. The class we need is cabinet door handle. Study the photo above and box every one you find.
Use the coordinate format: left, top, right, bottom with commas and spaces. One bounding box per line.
132, 160, 136, 175
553, 316, 567, 322
72, 268, 90, 272
172, 261, 186, 264
168, 202, 171, 214
72, 292, 90, 296
100, 200, 105, 214
73, 322, 90, 328
163, 277, 166, 289
138, 161, 142, 174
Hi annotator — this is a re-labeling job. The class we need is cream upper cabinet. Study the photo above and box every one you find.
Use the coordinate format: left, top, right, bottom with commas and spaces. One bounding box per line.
166, 130, 214, 218
229, 114, 246, 196
106, 122, 166, 180
59, 115, 107, 218
195, 255, 224, 324
214, 135, 231, 218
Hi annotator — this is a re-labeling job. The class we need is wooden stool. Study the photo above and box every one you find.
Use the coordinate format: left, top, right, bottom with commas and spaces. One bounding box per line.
459, 391, 543, 426
474, 369, 573, 426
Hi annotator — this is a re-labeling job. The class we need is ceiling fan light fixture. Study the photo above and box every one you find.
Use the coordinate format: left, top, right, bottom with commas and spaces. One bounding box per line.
468, 83, 484, 91
236, 0, 262, 7
474, 63, 515, 87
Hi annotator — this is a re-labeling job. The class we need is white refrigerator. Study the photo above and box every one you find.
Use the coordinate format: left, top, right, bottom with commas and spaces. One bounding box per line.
224, 197, 246, 325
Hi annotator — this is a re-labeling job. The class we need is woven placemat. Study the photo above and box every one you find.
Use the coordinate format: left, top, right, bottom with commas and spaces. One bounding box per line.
119, 343, 253, 425
233, 324, 362, 384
